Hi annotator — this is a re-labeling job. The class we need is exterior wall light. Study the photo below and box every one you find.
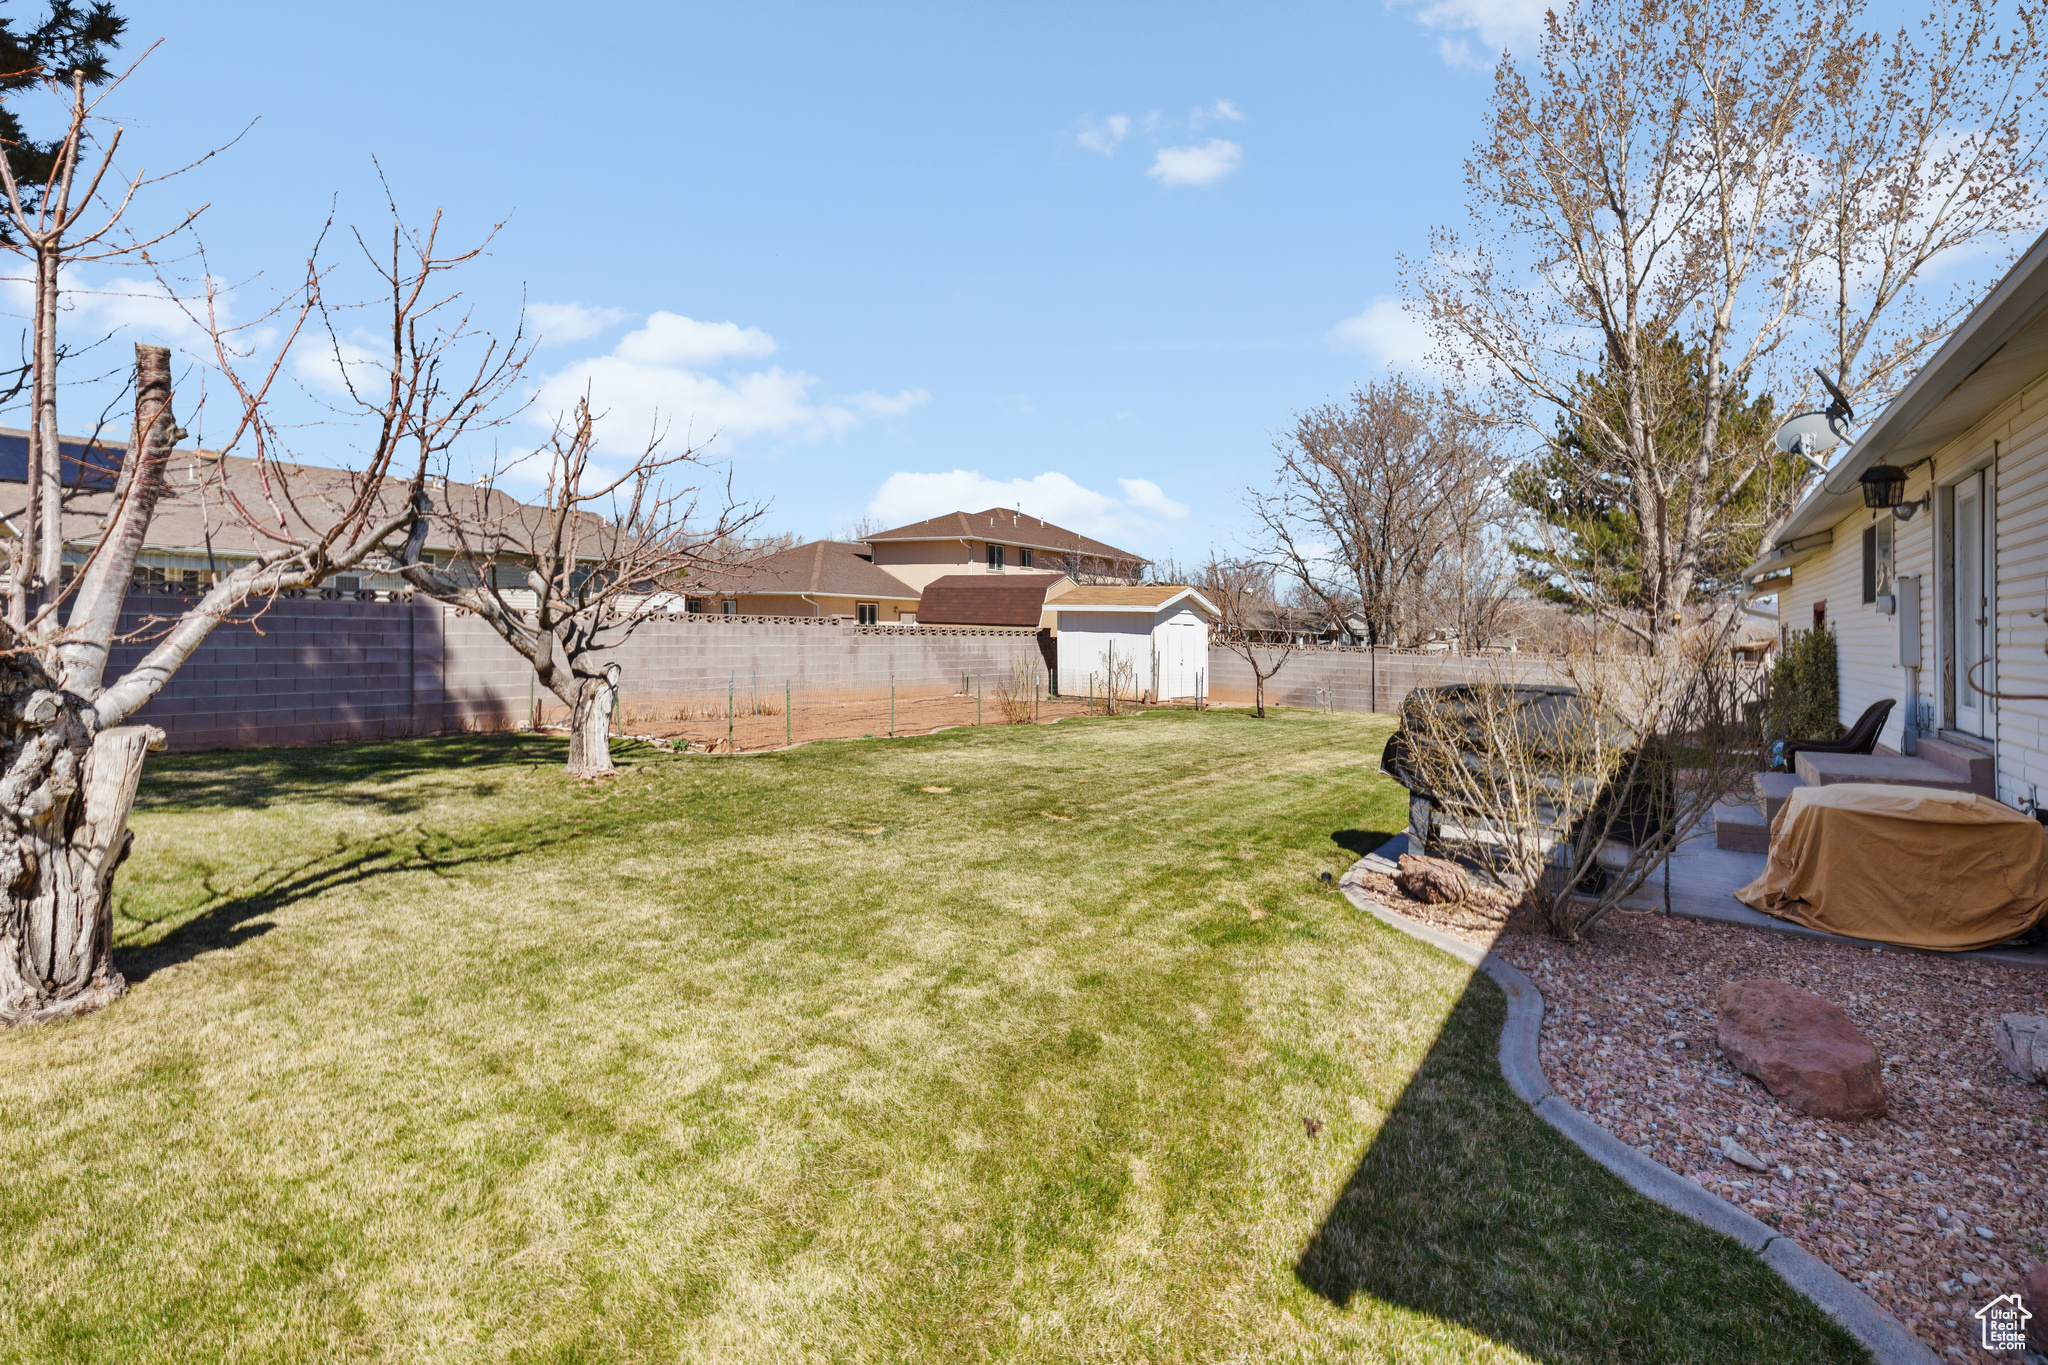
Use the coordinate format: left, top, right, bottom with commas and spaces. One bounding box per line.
1859, 464, 1907, 509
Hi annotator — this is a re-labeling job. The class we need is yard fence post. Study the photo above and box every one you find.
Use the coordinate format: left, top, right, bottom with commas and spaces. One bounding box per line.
976, 679, 981, 726
728, 671, 734, 751
890, 676, 896, 737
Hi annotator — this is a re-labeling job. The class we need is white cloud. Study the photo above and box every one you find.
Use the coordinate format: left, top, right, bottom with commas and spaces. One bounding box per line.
1331, 296, 1436, 371
1148, 139, 1242, 187
614, 312, 776, 368
1188, 99, 1245, 130
1, 270, 231, 356
1078, 114, 1130, 155
1395, 0, 1550, 68
296, 337, 386, 396
852, 388, 931, 417
527, 301, 630, 345
1117, 477, 1189, 519
529, 311, 924, 451
865, 469, 1187, 546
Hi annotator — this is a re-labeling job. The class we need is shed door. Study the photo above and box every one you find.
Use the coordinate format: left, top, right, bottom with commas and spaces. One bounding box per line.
1152, 612, 1206, 701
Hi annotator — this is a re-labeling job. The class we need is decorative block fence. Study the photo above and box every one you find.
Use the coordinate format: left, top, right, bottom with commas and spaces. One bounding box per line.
105, 596, 1045, 751
1203, 645, 1565, 713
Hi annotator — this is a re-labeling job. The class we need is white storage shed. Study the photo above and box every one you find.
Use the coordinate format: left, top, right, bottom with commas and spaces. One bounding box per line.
1048, 585, 1218, 702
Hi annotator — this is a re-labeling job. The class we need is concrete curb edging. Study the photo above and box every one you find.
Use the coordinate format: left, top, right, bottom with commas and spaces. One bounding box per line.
1337, 841, 1939, 1365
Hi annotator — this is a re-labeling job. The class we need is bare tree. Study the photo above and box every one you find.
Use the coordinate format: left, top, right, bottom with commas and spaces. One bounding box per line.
401, 396, 757, 779
1391, 618, 1762, 939
0, 64, 525, 1023
1202, 557, 1298, 718
1254, 376, 1509, 649
1416, 0, 2048, 638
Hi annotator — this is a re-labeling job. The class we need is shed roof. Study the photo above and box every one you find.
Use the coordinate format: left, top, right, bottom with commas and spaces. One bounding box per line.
1049, 584, 1217, 615
915, 572, 1065, 627
866, 508, 1147, 566
691, 540, 918, 600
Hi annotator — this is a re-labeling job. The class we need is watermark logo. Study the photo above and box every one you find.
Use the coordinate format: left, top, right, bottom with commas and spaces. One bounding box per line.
1974, 1292, 2032, 1353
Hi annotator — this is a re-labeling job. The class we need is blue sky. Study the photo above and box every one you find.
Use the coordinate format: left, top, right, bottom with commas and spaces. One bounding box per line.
29, 0, 1550, 564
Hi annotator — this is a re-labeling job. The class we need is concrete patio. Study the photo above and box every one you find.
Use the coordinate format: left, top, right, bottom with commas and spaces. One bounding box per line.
1370, 827, 2048, 970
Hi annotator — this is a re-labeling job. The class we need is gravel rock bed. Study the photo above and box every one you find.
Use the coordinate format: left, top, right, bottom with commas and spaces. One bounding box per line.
1354, 876, 2047, 1361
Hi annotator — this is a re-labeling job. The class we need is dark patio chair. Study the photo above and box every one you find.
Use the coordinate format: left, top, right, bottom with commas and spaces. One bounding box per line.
1768, 698, 1895, 773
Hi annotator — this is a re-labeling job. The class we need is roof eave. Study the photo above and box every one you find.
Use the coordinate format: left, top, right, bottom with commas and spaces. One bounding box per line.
1768, 224, 2048, 547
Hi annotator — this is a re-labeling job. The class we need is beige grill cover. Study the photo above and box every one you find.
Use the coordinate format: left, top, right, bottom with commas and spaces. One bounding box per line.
1736, 782, 2048, 951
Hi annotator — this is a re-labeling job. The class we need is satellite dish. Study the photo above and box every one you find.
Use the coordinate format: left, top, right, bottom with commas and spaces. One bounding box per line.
1773, 410, 1851, 473
1773, 370, 1857, 476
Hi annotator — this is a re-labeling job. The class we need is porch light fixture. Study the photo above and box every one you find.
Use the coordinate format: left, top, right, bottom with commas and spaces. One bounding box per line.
1859, 463, 1907, 509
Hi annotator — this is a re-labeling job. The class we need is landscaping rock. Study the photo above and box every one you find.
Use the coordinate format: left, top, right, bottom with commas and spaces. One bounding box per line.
2024, 1262, 2048, 1354
1394, 853, 1470, 905
1719, 1135, 1768, 1170
1714, 978, 1888, 1120
1995, 1014, 2048, 1083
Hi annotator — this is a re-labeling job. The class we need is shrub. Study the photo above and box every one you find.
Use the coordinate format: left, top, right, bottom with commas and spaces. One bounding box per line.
1765, 627, 1840, 740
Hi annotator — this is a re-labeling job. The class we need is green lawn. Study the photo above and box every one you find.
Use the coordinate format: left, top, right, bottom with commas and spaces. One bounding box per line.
0, 710, 1863, 1363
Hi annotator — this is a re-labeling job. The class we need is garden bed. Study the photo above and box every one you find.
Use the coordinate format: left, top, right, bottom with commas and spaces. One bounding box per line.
1354, 868, 2048, 1361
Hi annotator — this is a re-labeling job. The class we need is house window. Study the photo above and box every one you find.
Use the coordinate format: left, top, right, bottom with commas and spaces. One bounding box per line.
987, 543, 1005, 570
1813, 599, 1826, 629
1019, 548, 1033, 569
721, 599, 738, 615
685, 596, 705, 613
334, 575, 362, 595
856, 602, 879, 625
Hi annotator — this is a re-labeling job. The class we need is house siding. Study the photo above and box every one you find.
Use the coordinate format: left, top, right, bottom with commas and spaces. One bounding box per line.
1778, 372, 2048, 807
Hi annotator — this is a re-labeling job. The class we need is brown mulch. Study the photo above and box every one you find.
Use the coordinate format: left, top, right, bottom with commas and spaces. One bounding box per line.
1352, 874, 2048, 1362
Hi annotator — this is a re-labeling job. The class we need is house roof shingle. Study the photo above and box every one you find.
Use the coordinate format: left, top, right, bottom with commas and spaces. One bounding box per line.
866, 508, 1147, 566
914, 572, 1064, 627
0, 427, 616, 560
691, 540, 918, 600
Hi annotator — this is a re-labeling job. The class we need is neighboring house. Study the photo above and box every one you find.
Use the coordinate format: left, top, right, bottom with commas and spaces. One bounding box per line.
1742, 225, 2048, 804
0, 427, 604, 606
863, 508, 1148, 593
687, 540, 921, 623
1050, 584, 1217, 702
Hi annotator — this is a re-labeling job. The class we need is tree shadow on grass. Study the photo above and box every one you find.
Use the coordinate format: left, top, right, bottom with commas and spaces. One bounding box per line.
1295, 966, 1868, 1364
1330, 828, 1403, 860
116, 816, 583, 985
131, 733, 678, 818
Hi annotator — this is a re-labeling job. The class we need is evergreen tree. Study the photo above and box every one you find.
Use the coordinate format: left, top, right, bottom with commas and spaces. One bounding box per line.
1509, 334, 1801, 614
0, 2, 125, 236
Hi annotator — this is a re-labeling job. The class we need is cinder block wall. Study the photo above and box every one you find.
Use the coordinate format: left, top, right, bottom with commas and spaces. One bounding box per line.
1204, 646, 1564, 713
106, 598, 1045, 750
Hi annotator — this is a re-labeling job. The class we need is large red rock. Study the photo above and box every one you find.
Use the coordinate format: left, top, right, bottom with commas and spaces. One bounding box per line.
1395, 853, 1470, 905
1715, 979, 1888, 1120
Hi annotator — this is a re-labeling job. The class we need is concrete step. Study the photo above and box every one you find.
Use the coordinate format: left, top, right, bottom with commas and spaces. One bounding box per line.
1753, 771, 1807, 824
1793, 750, 1975, 792
1713, 799, 1770, 854
1912, 735, 1996, 796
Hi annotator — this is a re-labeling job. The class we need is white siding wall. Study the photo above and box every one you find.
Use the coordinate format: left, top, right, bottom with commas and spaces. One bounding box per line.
1781, 378, 2048, 806
1057, 613, 1154, 698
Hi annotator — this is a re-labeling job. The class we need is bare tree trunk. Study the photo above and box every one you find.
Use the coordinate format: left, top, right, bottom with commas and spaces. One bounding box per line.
1254, 672, 1266, 719
565, 667, 619, 779
0, 718, 161, 1025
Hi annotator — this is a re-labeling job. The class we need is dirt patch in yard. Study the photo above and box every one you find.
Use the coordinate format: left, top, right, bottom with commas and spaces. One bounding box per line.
1352, 877, 2048, 1362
